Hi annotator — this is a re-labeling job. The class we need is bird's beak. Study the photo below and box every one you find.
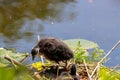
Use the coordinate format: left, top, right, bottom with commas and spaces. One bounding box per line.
32, 54, 35, 61
31, 48, 40, 61
31, 49, 36, 61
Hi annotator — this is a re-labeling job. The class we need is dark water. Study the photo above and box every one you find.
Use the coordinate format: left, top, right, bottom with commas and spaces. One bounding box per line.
0, 0, 120, 66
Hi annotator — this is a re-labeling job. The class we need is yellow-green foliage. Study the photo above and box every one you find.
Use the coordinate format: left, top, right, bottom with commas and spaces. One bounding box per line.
0, 68, 15, 80
74, 41, 88, 63
0, 39, 120, 80
0, 48, 28, 64
0, 48, 33, 80
0, 67, 33, 80
32, 61, 51, 70
99, 66, 120, 80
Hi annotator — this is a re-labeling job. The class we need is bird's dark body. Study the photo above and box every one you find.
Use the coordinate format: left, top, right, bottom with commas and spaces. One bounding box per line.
31, 37, 74, 63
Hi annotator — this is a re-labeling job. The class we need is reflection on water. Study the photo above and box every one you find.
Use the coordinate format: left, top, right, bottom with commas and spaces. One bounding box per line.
0, 0, 76, 38
0, 0, 76, 51
0, 0, 120, 66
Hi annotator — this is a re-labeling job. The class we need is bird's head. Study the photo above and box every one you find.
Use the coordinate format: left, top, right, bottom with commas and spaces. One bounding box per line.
31, 46, 40, 61
31, 38, 56, 61
31, 37, 44, 61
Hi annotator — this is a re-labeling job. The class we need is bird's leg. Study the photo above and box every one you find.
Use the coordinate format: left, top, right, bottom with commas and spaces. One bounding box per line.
40, 56, 44, 65
56, 61, 60, 65
65, 60, 68, 70
56, 62, 60, 80
55, 61, 60, 68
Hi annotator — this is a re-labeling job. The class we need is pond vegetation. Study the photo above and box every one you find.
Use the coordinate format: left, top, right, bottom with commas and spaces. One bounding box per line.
0, 0, 120, 80
0, 39, 120, 80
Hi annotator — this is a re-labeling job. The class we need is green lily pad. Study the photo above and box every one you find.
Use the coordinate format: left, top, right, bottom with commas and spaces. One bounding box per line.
64, 39, 99, 50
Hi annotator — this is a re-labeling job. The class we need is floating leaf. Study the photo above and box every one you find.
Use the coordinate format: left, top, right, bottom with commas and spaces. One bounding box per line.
64, 39, 99, 50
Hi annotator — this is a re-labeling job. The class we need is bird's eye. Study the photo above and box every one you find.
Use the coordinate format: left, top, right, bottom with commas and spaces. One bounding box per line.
45, 42, 52, 48
38, 43, 42, 47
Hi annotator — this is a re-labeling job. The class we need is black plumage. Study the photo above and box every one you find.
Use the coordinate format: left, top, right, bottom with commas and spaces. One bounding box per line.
31, 37, 74, 64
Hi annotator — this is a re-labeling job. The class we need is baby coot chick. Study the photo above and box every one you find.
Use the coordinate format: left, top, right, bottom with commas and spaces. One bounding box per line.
31, 37, 74, 67
70, 64, 80, 80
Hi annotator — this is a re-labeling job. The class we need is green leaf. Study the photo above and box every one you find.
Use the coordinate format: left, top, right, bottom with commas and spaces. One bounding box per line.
0, 68, 15, 80
0, 67, 33, 80
0, 62, 6, 67
99, 66, 120, 80
64, 39, 99, 50
0, 48, 28, 65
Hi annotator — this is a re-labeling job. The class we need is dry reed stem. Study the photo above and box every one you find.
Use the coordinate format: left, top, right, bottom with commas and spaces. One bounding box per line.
90, 40, 120, 78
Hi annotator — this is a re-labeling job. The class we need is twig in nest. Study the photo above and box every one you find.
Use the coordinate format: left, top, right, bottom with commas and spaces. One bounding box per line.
58, 72, 73, 80
90, 40, 120, 78
4, 55, 24, 67
9, 56, 17, 69
83, 59, 92, 80
37, 35, 44, 64
78, 64, 94, 67
56, 65, 60, 80
20, 54, 30, 63
110, 64, 119, 72
33, 72, 43, 80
